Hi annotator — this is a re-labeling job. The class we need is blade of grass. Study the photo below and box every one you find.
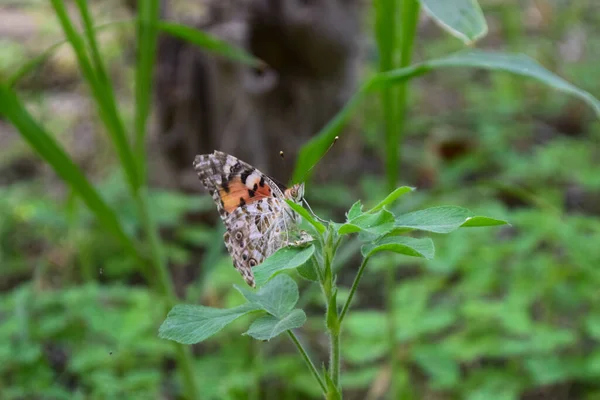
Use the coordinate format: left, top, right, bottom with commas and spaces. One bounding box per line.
294, 49, 600, 183
375, 0, 399, 192
157, 21, 262, 67
49, 3, 200, 396
8, 19, 134, 88
51, 0, 140, 192
134, 0, 160, 181
0, 85, 138, 257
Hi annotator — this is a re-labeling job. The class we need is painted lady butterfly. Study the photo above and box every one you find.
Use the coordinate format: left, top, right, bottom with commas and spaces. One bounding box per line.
194, 151, 313, 287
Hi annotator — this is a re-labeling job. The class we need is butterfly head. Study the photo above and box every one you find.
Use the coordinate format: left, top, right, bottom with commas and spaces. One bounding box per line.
285, 183, 305, 204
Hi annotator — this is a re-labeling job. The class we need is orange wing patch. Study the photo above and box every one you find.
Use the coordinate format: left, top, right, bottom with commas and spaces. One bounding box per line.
219, 175, 273, 213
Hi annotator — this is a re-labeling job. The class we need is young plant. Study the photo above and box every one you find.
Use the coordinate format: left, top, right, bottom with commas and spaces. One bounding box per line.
159, 184, 508, 398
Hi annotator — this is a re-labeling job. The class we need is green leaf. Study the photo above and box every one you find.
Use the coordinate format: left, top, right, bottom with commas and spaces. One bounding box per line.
412, 345, 460, 388
461, 216, 510, 227
295, 51, 600, 184
285, 200, 326, 234
253, 245, 315, 286
367, 186, 414, 213
338, 209, 395, 237
396, 206, 472, 233
234, 274, 299, 318
297, 257, 319, 282
361, 236, 435, 260
420, 0, 488, 45
426, 50, 600, 116
158, 303, 259, 344
0, 85, 138, 257
157, 21, 261, 67
395, 206, 507, 233
346, 200, 364, 220
244, 309, 306, 341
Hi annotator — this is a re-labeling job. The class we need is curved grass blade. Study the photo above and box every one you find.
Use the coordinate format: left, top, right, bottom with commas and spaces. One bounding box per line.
157, 21, 262, 67
0, 85, 138, 257
134, 0, 160, 180
8, 20, 134, 88
294, 50, 600, 182
51, 0, 140, 192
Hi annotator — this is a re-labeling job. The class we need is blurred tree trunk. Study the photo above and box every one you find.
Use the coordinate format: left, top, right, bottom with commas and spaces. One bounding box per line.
140, 0, 362, 189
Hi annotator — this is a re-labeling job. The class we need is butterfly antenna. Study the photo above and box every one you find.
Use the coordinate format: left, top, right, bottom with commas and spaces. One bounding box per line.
303, 198, 328, 223
300, 135, 339, 182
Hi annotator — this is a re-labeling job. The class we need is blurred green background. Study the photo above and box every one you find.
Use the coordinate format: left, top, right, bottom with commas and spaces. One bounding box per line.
1, 0, 600, 399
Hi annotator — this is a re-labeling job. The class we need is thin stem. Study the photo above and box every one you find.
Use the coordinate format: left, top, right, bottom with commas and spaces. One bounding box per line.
385, 265, 398, 399
339, 257, 370, 325
287, 330, 327, 394
330, 331, 341, 387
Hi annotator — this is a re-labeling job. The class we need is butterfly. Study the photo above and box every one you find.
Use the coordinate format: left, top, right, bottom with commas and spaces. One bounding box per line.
193, 151, 313, 287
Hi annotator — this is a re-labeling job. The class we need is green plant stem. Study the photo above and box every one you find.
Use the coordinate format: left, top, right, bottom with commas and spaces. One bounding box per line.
134, 0, 160, 182
395, 0, 420, 186
287, 330, 327, 394
330, 330, 341, 387
387, 2, 419, 398
339, 257, 369, 324
375, 0, 399, 191
385, 265, 398, 399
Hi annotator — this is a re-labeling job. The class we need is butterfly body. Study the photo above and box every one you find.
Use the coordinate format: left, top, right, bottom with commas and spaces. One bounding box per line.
194, 151, 312, 287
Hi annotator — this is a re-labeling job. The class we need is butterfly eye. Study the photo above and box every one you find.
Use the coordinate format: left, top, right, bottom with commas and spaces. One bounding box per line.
235, 231, 243, 241
249, 258, 257, 267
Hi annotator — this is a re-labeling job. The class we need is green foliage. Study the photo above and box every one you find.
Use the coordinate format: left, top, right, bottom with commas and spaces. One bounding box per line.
160, 275, 307, 343
253, 246, 315, 286
160, 185, 505, 398
2, 0, 600, 399
420, 0, 487, 44
0, 284, 170, 399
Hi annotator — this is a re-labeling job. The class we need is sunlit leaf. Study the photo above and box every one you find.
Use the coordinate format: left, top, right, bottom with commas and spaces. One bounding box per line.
244, 309, 306, 341
252, 245, 315, 286
420, 0, 487, 44
158, 303, 259, 344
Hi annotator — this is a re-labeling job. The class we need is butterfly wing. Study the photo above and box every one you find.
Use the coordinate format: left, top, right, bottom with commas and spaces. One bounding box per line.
194, 151, 300, 286
193, 151, 286, 220
223, 197, 295, 287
